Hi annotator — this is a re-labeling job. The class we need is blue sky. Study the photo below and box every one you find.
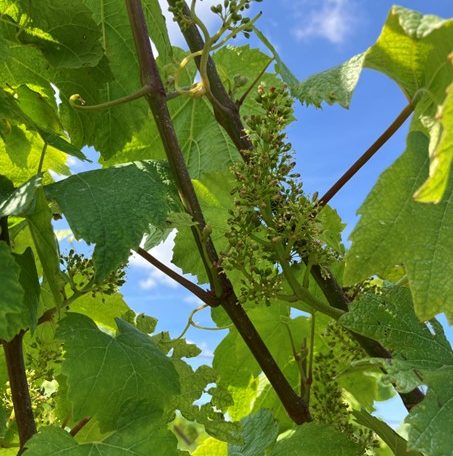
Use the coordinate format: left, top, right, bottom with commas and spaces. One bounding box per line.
66, 0, 453, 428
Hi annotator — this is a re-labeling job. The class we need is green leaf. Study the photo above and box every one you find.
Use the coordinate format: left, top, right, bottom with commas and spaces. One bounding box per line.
154, 333, 239, 443
270, 423, 363, 456
415, 78, 453, 202
104, 47, 240, 177
228, 410, 279, 456
344, 132, 453, 321
193, 438, 227, 456
352, 409, 421, 456
7, 0, 104, 69
48, 0, 171, 161
0, 175, 41, 217
0, 241, 28, 341
56, 313, 179, 430
143, 0, 173, 65
27, 188, 66, 308
406, 366, 453, 456
295, 53, 366, 108
173, 172, 235, 283
252, 27, 299, 89
0, 34, 53, 100
213, 45, 280, 114
340, 286, 453, 371
13, 247, 40, 332
14, 85, 61, 134
24, 404, 179, 455
340, 285, 453, 395
0, 126, 68, 186
365, 6, 453, 203
69, 292, 131, 331
45, 161, 179, 281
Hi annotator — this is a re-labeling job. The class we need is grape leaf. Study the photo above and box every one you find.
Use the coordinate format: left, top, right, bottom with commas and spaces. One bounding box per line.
213, 45, 281, 115
270, 423, 363, 456
365, 7, 453, 203
0, 126, 69, 186
70, 292, 131, 331
214, 305, 307, 395
340, 286, 453, 371
0, 32, 53, 101
13, 247, 40, 332
0, 242, 28, 341
193, 437, 227, 456
344, 132, 453, 321
274, 6, 453, 201
27, 188, 66, 308
353, 410, 421, 456
45, 161, 179, 281
406, 366, 453, 456
173, 171, 235, 283
228, 410, 279, 456
0, 176, 41, 217
415, 79, 453, 202
24, 404, 179, 455
6, 0, 103, 69
50, 0, 147, 160
56, 313, 179, 430
154, 332, 240, 443
340, 285, 453, 396
295, 53, 366, 109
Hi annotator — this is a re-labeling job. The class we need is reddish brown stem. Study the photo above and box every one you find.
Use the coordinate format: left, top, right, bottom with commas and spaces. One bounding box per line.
125, 0, 311, 425
1, 217, 36, 453
318, 103, 414, 206
3, 333, 36, 454
135, 247, 218, 307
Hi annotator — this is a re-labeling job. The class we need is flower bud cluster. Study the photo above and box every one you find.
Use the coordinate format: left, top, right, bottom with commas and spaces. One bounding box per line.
168, 0, 194, 30
310, 323, 378, 450
222, 84, 334, 305
61, 249, 125, 298
210, 0, 262, 38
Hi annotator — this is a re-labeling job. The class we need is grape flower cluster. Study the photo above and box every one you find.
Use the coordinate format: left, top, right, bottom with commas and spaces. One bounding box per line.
60, 249, 125, 298
222, 84, 336, 305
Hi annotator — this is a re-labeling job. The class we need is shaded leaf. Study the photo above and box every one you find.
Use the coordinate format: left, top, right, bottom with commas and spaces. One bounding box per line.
45, 161, 179, 281
270, 423, 363, 456
24, 404, 179, 455
27, 188, 66, 307
229, 410, 278, 456
57, 313, 179, 430
407, 366, 453, 456
0, 241, 28, 341
345, 133, 453, 321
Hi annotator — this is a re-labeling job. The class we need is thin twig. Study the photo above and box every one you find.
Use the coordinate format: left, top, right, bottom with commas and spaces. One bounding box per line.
237, 57, 273, 108
318, 103, 414, 206
135, 247, 218, 307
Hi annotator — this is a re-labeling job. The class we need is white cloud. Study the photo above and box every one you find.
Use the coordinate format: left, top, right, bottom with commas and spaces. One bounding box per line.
292, 0, 357, 44
129, 230, 181, 290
